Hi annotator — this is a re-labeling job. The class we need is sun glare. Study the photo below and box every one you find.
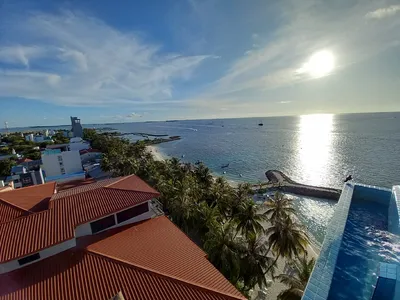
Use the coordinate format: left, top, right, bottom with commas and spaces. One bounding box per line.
299, 50, 335, 78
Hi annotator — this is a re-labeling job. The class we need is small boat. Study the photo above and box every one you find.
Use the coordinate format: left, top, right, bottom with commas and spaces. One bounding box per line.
181, 154, 185, 158
258, 122, 263, 126
223, 171, 226, 174
195, 160, 202, 165
239, 174, 243, 177
221, 163, 230, 168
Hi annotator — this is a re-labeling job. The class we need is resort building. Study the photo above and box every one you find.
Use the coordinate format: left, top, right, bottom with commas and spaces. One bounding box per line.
9, 165, 45, 188
41, 149, 84, 183
71, 116, 83, 138
0, 175, 245, 300
302, 183, 400, 300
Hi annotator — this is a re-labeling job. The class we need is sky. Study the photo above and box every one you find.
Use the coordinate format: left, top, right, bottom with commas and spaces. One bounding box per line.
0, 0, 399, 126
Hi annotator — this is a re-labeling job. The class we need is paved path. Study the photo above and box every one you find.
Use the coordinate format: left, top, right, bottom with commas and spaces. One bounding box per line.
254, 170, 341, 201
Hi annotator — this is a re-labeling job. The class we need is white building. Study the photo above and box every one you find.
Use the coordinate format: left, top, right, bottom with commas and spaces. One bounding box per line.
25, 134, 34, 142
34, 135, 44, 143
69, 137, 90, 152
41, 150, 83, 178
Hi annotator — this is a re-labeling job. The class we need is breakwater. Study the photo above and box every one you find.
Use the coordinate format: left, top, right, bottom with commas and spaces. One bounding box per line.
264, 170, 342, 200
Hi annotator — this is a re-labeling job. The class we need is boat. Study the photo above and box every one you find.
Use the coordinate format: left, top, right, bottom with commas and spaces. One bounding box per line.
221, 163, 230, 168
195, 160, 202, 165
258, 122, 263, 126
181, 154, 185, 158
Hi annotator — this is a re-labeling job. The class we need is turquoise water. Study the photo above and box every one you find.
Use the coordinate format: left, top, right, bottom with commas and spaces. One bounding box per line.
5, 112, 400, 246
327, 199, 400, 300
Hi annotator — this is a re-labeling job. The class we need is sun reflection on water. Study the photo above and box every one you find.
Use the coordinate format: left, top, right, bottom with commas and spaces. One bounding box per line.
297, 114, 334, 186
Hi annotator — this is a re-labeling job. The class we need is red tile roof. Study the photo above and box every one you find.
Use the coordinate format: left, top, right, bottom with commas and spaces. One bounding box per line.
0, 201, 26, 224
0, 217, 245, 300
87, 216, 244, 299
106, 175, 159, 195
16, 158, 32, 164
55, 178, 97, 192
0, 249, 243, 300
0, 182, 56, 212
0, 176, 159, 263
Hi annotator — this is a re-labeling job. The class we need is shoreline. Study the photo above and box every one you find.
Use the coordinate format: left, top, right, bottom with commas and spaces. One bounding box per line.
146, 145, 166, 162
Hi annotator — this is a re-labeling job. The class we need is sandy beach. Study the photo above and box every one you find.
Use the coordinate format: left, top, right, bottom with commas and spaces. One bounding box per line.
146, 145, 165, 161
146, 145, 318, 299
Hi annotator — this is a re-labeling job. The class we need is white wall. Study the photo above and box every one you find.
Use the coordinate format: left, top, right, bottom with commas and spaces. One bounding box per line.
42, 151, 82, 177
75, 201, 153, 238
0, 238, 76, 274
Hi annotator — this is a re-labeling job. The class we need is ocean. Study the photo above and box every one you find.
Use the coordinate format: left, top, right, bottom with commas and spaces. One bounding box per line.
4, 112, 400, 246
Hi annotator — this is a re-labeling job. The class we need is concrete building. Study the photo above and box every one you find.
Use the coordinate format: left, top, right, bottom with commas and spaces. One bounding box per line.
69, 137, 90, 152
41, 150, 82, 178
25, 134, 34, 142
9, 166, 45, 189
70, 116, 83, 138
33, 135, 44, 143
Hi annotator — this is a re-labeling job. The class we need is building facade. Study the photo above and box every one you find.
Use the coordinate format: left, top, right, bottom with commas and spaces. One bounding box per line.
70, 116, 83, 138
41, 150, 83, 178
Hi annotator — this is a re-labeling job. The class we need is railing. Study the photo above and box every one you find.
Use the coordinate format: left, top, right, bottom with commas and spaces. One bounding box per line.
151, 198, 164, 216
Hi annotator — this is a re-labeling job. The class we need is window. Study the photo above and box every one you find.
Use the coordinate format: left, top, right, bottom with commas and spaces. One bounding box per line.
57, 156, 63, 162
59, 161, 64, 166
18, 253, 40, 266
116, 202, 149, 224
90, 215, 116, 234
60, 167, 65, 174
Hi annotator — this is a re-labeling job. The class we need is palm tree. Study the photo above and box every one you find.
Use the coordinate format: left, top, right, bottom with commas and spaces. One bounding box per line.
276, 256, 315, 300
264, 192, 296, 223
210, 177, 234, 219
231, 183, 253, 217
237, 233, 276, 291
195, 163, 213, 188
265, 217, 309, 273
204, 221, 242, 283
234, 200, 266, 238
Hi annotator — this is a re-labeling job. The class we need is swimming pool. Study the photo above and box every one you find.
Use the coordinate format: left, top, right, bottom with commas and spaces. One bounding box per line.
302, 183, 400, 300
327, 199, 400, 299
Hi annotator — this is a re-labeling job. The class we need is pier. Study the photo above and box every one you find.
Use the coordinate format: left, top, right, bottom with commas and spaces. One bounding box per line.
263, 170, 341, 200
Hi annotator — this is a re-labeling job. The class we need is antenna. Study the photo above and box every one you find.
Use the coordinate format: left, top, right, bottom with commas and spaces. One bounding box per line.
4, 121, 9, 136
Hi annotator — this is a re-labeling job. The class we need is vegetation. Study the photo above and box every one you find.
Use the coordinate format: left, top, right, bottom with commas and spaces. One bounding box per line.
0, 159, 16, 177
276, 256, 315, 300
83, 128, 312, 297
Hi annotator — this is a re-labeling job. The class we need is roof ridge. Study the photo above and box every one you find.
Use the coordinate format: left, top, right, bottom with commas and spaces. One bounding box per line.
104, 186, 159, 196
104, 175, 129, 187
87, 249, 245, 300
0, 182, 55, 194
0, 197, 29, 212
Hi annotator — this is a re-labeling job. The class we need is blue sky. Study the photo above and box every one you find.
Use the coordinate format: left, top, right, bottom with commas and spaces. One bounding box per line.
0, 0, 399, 126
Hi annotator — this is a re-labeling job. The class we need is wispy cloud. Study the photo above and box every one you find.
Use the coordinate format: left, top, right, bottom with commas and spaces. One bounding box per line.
181, 0, 400, 114
0, 11, 210, 106
365, 5, 400, 19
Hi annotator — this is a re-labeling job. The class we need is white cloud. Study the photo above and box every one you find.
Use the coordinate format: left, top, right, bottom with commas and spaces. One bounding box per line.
365, 5, 400, 19
0, 11, 209, 106
183, 0, 400, 112
126, 112, 142, 118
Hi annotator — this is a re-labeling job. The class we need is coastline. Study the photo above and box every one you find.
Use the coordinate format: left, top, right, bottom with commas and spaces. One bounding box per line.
146, 145, 166, 162
146, 145, 320, 299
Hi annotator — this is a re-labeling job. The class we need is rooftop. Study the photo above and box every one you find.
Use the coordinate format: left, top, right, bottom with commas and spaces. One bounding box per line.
0, 175, 244, 300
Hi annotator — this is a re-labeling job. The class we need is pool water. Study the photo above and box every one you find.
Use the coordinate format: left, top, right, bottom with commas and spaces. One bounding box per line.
327, 199, 400, 300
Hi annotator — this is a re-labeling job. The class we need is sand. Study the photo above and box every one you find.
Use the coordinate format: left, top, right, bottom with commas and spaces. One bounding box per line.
146, 145, 165, 162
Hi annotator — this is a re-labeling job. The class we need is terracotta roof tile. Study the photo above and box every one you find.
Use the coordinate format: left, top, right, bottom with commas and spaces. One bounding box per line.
0, 188, 155, 262
107, 174, 160, 195
0, 249, 243, 300
87, 216, 244, 299
0, 201, 26, 224
51, 177, 120, 200
0, 182, 56, 211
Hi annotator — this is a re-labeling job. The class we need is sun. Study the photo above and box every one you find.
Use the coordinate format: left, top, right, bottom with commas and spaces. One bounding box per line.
299, 50, 335, 78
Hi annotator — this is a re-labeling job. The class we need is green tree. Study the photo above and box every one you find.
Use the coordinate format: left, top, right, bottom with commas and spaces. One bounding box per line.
234, 200, 266, 239
204, 221, 242, 283
276, 256, 315, 300
237, 233, 276, 291
264, 192, 296, 223
0, 159, 16, 176
265, 217, 309, 272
